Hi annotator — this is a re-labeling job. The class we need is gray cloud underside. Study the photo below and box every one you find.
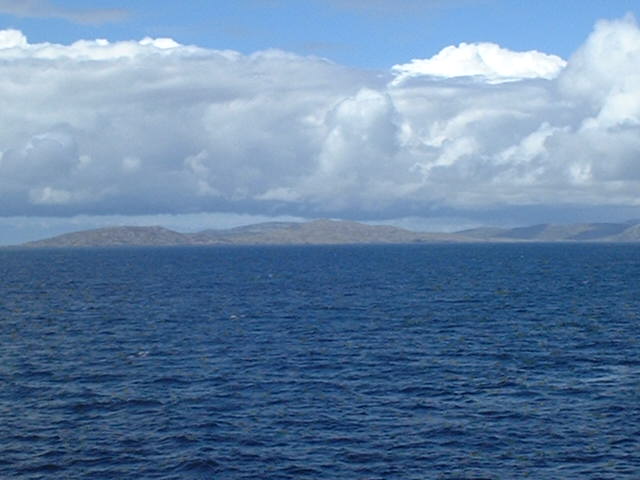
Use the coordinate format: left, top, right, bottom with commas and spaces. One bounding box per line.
1, 16, 640, 222
0, 0, 127, 24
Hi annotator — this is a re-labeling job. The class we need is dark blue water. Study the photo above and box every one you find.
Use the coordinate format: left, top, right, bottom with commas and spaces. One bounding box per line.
1, 244, 639, 479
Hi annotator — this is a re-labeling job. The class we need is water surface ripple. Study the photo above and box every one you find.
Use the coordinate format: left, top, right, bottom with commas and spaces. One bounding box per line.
1, 244, 639, 479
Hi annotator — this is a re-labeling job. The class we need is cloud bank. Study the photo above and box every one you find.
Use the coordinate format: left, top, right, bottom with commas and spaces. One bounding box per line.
1, 15, 640, 224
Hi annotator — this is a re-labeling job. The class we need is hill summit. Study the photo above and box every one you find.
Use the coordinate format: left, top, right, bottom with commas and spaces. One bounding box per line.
15, 219, 640, 248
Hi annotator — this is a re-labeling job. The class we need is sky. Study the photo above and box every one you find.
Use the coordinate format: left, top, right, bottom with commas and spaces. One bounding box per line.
1, 0, 640, 244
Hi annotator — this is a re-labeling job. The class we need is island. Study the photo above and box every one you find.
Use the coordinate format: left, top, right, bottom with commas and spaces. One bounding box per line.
12, 219, 640, 248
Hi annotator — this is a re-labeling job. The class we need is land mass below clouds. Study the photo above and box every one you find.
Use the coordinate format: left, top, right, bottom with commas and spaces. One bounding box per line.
13, 219, 640, 248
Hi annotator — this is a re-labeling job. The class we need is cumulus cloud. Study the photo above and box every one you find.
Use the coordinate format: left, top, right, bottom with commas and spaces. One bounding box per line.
559, 14, 640, 130
391, 42, 567, 85
1, 16, 640, 225
0, 0, 127, 24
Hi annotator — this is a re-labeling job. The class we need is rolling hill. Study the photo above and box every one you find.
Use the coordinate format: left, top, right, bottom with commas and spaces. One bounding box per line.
15, 219, 640, 247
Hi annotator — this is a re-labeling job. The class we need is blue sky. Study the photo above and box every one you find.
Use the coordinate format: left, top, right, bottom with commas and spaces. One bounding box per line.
1, 0, 640, 244
4, 0, 639, 68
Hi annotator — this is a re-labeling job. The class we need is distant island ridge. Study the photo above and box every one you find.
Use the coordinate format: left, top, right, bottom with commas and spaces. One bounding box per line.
12, 219, 640, 247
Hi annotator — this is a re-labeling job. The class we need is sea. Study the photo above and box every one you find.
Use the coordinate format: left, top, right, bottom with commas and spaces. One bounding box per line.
1, 243, 639, 479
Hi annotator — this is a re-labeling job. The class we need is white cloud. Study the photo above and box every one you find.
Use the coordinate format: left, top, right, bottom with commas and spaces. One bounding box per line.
391, 42, 567, 85
560, 14, 640, 130
0, 33, 191, 60
0, 28, 27, 48
1, 17, 640, 226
